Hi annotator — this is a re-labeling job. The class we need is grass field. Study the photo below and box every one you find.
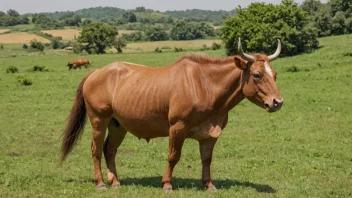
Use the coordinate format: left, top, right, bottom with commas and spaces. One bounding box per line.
0, 35, 351, 197
0, 32, 50, 44
123, 39, 223, 53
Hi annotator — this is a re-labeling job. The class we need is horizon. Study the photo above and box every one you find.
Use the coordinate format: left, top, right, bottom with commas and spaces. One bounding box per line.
0, 0, 328, 15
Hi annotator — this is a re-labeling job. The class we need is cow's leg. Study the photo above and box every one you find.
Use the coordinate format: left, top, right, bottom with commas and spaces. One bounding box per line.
199, 138, 217, 190
162, 121, 187, 192
86, 106, 111, 189
104, 118, 127, 187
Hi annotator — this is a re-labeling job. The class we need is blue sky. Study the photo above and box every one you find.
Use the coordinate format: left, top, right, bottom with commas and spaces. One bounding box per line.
1, 0, 329, 14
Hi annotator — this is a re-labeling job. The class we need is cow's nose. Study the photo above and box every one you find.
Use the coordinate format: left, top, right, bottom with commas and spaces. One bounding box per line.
273, 98, 283, 108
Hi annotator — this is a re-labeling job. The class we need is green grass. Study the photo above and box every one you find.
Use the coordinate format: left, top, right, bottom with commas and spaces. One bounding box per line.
0, 35, 352, 197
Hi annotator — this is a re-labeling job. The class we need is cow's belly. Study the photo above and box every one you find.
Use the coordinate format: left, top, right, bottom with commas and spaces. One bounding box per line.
115, 115, 170, 139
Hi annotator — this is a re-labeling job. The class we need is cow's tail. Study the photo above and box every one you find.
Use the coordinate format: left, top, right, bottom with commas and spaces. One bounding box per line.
59, 71, 94, 165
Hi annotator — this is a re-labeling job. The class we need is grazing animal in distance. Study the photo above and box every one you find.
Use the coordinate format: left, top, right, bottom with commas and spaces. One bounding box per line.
60, 38, 284, 191
67, 59, 91, 70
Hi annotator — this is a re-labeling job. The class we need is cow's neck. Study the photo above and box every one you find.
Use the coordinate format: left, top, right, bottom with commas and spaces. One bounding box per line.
206, 61, 245, 112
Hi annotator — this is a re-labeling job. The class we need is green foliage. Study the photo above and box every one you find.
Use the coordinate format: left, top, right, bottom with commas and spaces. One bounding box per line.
286, 65, 300, 72
31, 65, 49, 72
31, 14, 63, 29
221, 1, 319, 56
6, 66, 18, 73
30, 39, 44, 51
78, 23, 117, 54
165, 9, 237, 24
174, 47, 183, 52
82, 19, 92, 26
7, 9, 20, 17
122, 31, 149, 41
17, 76, 32, 86
72, 42, 81, 54
212, 42, 221, 50
51, 37, 61, 49
170, 21, 215, 40
0, 44, 3, 50
146, 27, 169, 41
114, 37, 127, 54
22, 44, 28, 49
0, 9, 29, 27
154, 47, 162, 53
123, 12, 137, 23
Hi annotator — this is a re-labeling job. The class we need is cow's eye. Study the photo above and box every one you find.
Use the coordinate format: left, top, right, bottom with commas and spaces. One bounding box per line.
253, 73, 261, 79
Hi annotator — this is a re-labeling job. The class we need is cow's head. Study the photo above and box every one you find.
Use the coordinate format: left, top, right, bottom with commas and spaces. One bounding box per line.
234, 38, 283, 112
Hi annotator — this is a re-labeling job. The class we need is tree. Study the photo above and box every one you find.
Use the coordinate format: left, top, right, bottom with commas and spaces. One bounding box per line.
30, 39, 45, 51
221, 1, 319, 56
0, 11, 6, 17
146, 27, 169, 41
123, 11, 137, 23
114, 37, 127, 53
7, 9, 20, 17
170, 21, 215, 40
78, 23, 117, 54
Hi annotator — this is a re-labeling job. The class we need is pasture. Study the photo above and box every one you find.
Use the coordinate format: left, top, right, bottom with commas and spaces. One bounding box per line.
0, 35, 351, 197
0, 32, 50, 44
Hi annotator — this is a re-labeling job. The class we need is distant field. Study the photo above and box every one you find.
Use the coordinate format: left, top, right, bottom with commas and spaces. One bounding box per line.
41, 29, 136, 41
0, 32, 50, 44
41, 29, 81, 40
0, 29, 10, 34
123, 39, 223, 53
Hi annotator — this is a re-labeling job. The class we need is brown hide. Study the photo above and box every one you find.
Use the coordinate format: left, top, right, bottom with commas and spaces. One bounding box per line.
67, 58, 90, 70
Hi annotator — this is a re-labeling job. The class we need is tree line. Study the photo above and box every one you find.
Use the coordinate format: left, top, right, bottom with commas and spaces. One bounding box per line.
221, 0, 352, 56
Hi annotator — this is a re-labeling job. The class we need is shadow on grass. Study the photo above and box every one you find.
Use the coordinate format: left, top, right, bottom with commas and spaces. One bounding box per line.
64, 176, 276, 193
120, 176, 276, 193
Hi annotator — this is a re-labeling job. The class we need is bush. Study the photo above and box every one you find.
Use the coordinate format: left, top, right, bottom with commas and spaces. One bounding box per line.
30, 39, 44, 51
174, 47, 183, 52
155, 47, 162, 53
22, 44, 28, 49
200, 44, 210, 51
0, 44, 3, 50
17, 76, 33, 86
6, 66, 18, 73
212, 42, 221, 50
31, 65, 49, 72
286, 66, 300, 73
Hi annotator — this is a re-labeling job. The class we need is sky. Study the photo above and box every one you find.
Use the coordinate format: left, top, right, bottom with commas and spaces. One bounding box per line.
1, 0, 329, 14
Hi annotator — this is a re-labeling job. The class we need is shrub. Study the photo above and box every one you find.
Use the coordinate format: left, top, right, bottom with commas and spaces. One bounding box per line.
22, 44, 28, 49
155, 47, 162, 53
212, 42, 221, 50
6, 66, 18, 73
286, 66, 300, 73
31, 65, 49, 72
200, 44, 210, 51
0, 44, 3, 50
174, 47, 183, 52
30, 39, 44, 51
17, 76, 33, 86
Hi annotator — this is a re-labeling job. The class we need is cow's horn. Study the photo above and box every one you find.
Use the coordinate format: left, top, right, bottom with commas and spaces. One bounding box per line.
238, 38, 255, 62
268, 39, 281, 61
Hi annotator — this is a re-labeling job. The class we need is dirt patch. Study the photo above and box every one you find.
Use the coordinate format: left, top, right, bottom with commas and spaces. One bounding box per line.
0, 32, 50, 44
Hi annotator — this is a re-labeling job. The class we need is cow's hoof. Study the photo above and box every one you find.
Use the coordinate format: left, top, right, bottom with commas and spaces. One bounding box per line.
111, 183, 121, 188
163, 188, 173, 193
97, 184, 107, 190
207, 186, 217, 191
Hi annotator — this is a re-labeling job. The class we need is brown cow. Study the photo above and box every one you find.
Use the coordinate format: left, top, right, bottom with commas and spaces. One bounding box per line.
60, 38, 283, 191
67, 58, 91, 70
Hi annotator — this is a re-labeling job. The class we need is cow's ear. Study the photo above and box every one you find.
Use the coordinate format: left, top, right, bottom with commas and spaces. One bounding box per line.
234, 55, 248, 70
